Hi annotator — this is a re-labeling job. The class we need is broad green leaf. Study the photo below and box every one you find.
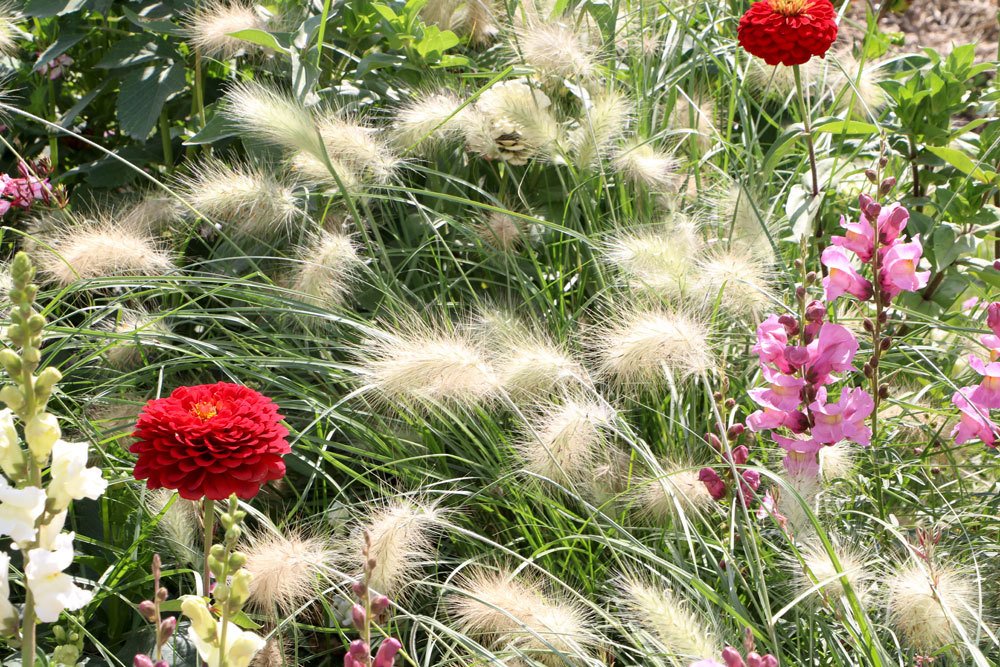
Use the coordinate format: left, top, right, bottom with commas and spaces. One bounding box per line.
23, 0, 86, 17
925, 145, 998, 184
813, 120, 879, 136
227, 28, 290, 54
415, 26, 459, 58
117, 62, 186, 140
33, 31, 84, 70
786, 185, 823, 242
184, 110, 240, 146
96, 36, 166, 69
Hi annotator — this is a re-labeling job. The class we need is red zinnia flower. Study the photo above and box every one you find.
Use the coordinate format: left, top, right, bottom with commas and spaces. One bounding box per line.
737, 0, 838, 67
131, 382, 290, 500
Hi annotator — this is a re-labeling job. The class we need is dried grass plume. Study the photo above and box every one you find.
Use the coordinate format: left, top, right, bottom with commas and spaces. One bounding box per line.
184, 0, 269, 60
242, 526, 334, 616
618, 574, 719, 661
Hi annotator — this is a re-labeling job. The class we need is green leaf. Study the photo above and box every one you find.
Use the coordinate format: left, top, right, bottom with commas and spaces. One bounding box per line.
117, 62, 186, 140
22, 0, 87, 17
185, 110, 240, 146
925, 145, 998, 184
96, 36, 166, 69
33, 31, 84, 70
230, 611, 262, 630
227, 29, 290, 54
415, 26, 459, 58
120, 6, 187, 37
786, 185, 824, 242
813, 120, 879, 136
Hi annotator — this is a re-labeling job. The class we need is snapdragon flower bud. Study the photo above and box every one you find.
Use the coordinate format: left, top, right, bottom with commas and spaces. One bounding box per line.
25, 412, 60, 464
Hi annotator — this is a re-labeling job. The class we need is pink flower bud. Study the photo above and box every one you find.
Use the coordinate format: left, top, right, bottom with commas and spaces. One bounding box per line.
138, 600, 156, 621
777, 315, 799, 336
374, 638, 402, 667
699, 467, 727, 500
722, 646, 747, 667
352, 581, 367, 599
727, 424, 745, 439
351, 604, 367, 628
805, 300, 826, 323
158, 616, 177, 643
988, 303, 1000, 337
344, 657, 362, 667
762, 656, 778, 667
134, 656, 155, 667
371, 594, 391, 614
747, 652, 763, 667
348, 639, 370, 658
154, 662, 169, 667
729, 445, 749, 465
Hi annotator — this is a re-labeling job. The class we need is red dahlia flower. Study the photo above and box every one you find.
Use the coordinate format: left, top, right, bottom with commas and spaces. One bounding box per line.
131, 382, 290, 500
738, 0, 838, 67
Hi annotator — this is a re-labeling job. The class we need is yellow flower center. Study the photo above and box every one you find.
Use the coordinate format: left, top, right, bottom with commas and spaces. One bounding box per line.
769, 0, 810, 15
190, 401, 219, 421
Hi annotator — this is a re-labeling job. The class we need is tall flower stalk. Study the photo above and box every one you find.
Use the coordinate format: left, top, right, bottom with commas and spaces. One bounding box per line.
0, 252, 107, 664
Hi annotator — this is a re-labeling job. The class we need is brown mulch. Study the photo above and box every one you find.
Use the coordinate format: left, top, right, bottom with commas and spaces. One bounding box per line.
847, 0, 999, 64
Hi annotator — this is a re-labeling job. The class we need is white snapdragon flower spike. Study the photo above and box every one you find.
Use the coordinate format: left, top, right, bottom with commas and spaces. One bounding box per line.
0, 552, 17, 635
0, 480, 46, 544
48, 440, 108, 511
25, 532, 93, 623
25, 412, 60, 465
0, 409, 24, 479
182, 596, 265, 667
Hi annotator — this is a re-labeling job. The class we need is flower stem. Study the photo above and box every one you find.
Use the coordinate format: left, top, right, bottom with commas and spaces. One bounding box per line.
793, 65, 820, 198
202, 499, 215, 597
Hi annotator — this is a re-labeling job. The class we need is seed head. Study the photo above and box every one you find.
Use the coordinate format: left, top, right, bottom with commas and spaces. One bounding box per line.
392, 90, 465, 151
289, 231, 362, 307
184, 0, 269, 60
242, 526, 334, 616
518, 400, 613, 485
884, 561, 977, 652
617, 574, 719, 660
613, 140, 680, 192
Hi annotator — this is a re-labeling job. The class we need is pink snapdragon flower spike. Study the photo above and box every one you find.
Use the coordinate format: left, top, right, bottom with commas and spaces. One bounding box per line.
821, 246, 873, 302
805, 323, 859, 385
774, 434, 823, 477
754, 315, 793, 373
748, 366, 806, 411
808, 386, 874, 445
879, 236, 930, 298
830, 213, 875, 262
952, 387, 999, 447
968, 356, 1000, 409
875, 202, 909, 246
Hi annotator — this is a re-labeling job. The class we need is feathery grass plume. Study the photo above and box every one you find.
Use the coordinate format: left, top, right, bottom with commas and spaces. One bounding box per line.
518, 400, 613, 485
617, 574, 719, 661
223, 81, 324, 158
145, 489, 201, 566
612, 140, 680, 192
476, 211, 525, 252
100, 307, 171, 369
449, 567, 598, 666
595, 308, 714, 386
34, 217, 175, 287
391, 89, 465, 151
513, 19, 598, 83
743, 59, 817, 104
484, 318, 585, 397
249, 637, 289, 667
669, 95, 715, 155
344, 500, 443, 597
120, 195, 181, 233
420, 0, 499, 45
692, 249, 773, 317
460, 79, 561, 165
183, 0, 268, 60
358, 318, 500, 409
777, 471, 821, 537
176, 159, 299, 238
0, 3, 19, 55
289, 231, 362, 307
793, 541, 872, 606
827, 50, 887, 116
633, 462, 714, 524
603, 220, 701, 299
291, 111, 400, 190
242, 526, 333, 616
711, 183, 773, 260
569, 90, 632, 168
818, 441, 855, 481
884, 560, 977, 652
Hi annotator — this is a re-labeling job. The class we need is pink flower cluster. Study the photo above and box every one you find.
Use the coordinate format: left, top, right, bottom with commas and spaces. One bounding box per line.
0, 160, 53, 217
746, 309, 872, 477
821, 195, 929, 304
692, 645, 778, 667
345, 576, 402, 667
951, 302, 1000, 448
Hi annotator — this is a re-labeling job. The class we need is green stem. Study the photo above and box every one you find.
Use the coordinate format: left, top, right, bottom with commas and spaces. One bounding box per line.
159, 110, 174, 171
202, 499, 215, 597
793, 65, 820, 198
